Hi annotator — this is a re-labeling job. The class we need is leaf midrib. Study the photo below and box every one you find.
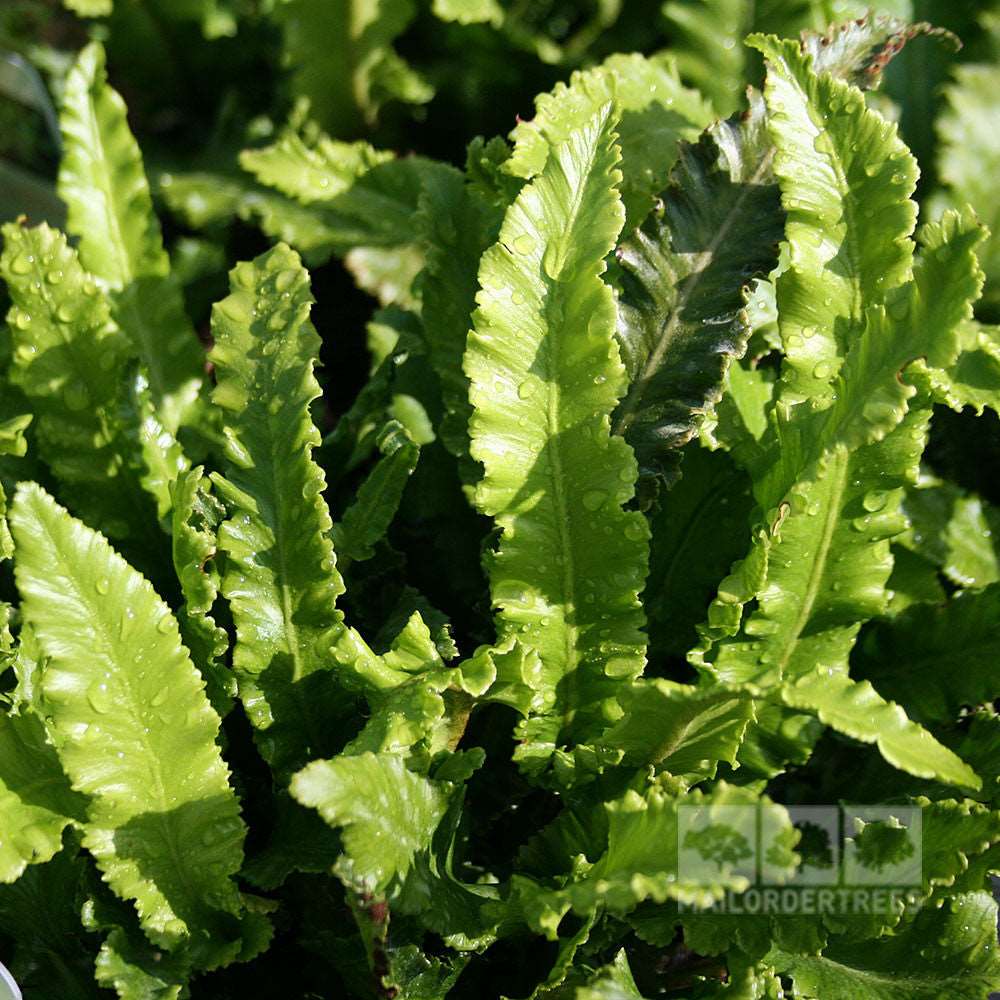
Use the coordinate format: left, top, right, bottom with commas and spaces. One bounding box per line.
772, 447, 850, 678
538, 121, 609, 737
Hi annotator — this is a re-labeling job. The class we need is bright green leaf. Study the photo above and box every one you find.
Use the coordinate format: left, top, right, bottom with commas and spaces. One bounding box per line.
10, 483, 249, 968
466, 103, 648, 754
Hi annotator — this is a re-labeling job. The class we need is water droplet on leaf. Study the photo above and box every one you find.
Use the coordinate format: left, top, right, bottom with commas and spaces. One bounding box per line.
513, 233, 535, 255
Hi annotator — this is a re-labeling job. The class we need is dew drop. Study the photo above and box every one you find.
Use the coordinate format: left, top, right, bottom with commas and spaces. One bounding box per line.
517, 378, 537, 400
13, 310, 30, 330
151, 687, 170, 707
513, 233, 536, 255
862, 489, 889, 513
156, 615, 173, 635
863, 398, 896, 425
46, 268, 64, 285
95, 577, 111, 596
9, 253, 32, 276
511, 290, 525, 306
87, 680, 112, 715
812, 360, 836, 379
582, 489, 607, 512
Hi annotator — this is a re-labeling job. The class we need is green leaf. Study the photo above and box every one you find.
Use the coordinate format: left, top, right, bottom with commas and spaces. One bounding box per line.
853, 583, 1000, 726
431, 0, 502, 26
773, 891, 1000, 1000
170, 467, 234, 716
290, 752, 451, 894
884, 544, 945, 615
10, 483, 249, 968
915, 798, 1000, 900
81, 861, 208, 999
131, 390, 190, 527
695, 37, 984, 696
899, 476, 1000, 589
611, 90, 784, 489
778, 671, 980, 791
645, 447, 755, 660
0, 221, 151, 540
415, 164, 502, 459
93, 926, 189, 999
209, 244, 351, 777
748, 32, 917, 407
465, 103, 649, 752
574, 951, 644, 999
239, 106, 394, 204
936, 57, 1000, 308
165, 156, 452, 272
814, 208, 984, 456
599, 679, 754, 781
381, 942, 470, 1000
519, 781, 795, 938
332, 421, 419, 564
734, 700, 821, 779
703, 415, 919, 688
660, 4, 924, 117
58, 42, 203, 432
506, 53, 713, 228
272, 0, 432, 135
0, 709, 86, 883
660, 0, 754, 116
159, 170, 340, 263
916, 320, 1000, 418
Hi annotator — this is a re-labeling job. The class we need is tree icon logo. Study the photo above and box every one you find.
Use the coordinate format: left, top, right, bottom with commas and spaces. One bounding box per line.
682, 822, 753, 873
678, 804, 758, 885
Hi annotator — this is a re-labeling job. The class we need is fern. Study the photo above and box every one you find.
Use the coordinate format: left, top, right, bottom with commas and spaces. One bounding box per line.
1, 8, 1000, 998
209, 244, 351, 778
9, 484, 254, 970
466, 102, 648, 765
58, 42, 203, 434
